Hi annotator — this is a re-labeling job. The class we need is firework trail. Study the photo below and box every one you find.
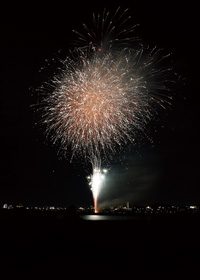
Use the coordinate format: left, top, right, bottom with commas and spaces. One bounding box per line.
42, 8, 172, 213
72, 7, 139, 50
87, 168, 108, 213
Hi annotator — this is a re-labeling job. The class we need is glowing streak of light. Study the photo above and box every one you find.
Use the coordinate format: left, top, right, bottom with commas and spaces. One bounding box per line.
88, 168, 107, 213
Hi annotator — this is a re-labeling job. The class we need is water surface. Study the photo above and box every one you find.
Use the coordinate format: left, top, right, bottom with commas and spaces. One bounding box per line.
81, 215, 137, 221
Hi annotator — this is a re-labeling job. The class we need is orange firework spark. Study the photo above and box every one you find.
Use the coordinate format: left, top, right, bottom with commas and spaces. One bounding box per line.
43, 49, 171, 161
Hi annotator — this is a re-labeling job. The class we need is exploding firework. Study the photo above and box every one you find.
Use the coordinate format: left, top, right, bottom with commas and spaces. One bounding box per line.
72, 7, 139, 51
43, 48, 171, 160
41, 8, 172, 212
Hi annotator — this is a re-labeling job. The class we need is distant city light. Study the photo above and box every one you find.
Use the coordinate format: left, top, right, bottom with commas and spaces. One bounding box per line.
189, 206, 197, 209
1, 203, 200, 216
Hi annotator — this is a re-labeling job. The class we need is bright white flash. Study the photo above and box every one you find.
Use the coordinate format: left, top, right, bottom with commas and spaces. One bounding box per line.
89, 168, 106, 213
91, 169, 105, 198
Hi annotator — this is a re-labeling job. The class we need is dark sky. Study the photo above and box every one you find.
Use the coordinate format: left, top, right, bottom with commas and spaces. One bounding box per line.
1, 1, 199, 207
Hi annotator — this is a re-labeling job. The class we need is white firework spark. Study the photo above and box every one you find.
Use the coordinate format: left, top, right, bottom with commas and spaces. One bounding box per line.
72, 7, 139, 51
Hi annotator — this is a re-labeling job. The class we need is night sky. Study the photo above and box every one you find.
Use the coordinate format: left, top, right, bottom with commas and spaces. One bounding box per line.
1, 0, 199, 207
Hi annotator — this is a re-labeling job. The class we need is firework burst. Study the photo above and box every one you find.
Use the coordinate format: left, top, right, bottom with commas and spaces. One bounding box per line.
43, 48, 171, 161
72, 7, 139, 51
41, 8, 172, 212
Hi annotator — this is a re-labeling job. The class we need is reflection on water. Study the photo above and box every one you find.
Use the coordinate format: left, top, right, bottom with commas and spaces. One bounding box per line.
82, 215, 136, 221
